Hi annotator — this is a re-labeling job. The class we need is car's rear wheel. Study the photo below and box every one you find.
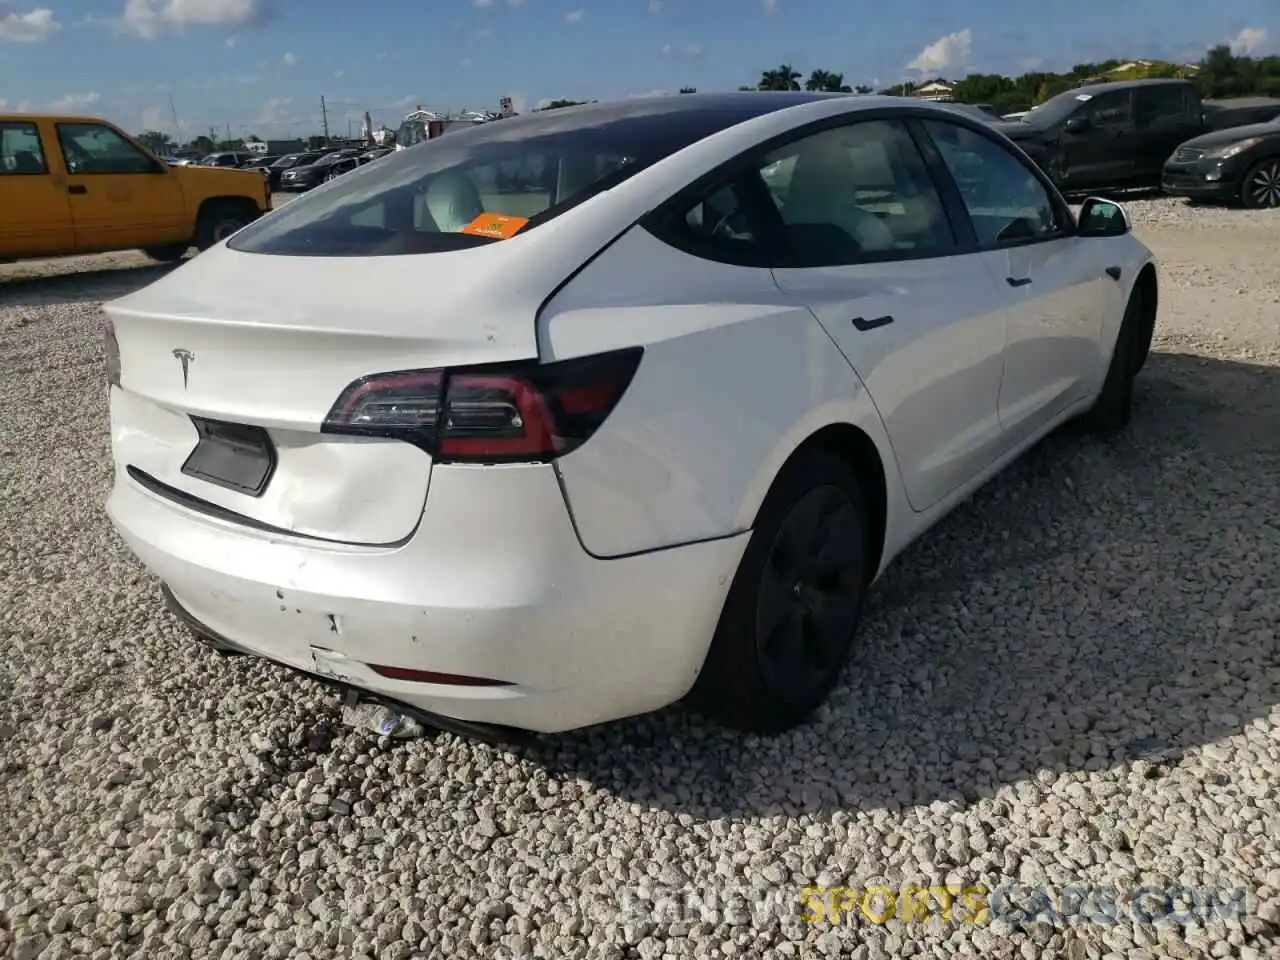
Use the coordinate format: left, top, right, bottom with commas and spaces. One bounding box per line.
143, 243, 189, 263
1240, 157, 1280, 209
688, 449, 869, 734
195, 200, 258, 250
1082, 287, 1143, 433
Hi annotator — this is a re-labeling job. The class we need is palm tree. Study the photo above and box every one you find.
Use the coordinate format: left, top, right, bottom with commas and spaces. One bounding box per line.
805, 69, 853, 93
758, 64, 802, 91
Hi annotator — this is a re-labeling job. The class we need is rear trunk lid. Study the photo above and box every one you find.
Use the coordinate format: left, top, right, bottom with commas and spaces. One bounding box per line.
104, 239, 547, 546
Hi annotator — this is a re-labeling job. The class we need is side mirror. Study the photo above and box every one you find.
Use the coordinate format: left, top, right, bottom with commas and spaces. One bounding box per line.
1077, 197, 1130, 237
1064, 116, 1091, 134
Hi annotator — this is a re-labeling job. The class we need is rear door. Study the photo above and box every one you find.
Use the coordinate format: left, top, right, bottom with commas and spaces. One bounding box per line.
921, 117, 1106, 443
1132, 84, 1197, 179
54, 120, 188, 251
0, 118, 75, 257
764, 116, 1014, 512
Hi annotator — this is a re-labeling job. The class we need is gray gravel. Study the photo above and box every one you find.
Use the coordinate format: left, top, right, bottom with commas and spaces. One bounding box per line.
2, 197, 1279, 960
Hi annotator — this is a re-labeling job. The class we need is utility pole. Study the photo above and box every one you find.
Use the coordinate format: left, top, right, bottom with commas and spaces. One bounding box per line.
320, 95, 330, 144
226, 123, 233, 146
168, 93, 182, 146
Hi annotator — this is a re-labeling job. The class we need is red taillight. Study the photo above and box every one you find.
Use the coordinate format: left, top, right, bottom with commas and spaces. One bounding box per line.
104, 320, 121, 387
321, 347, 642, 463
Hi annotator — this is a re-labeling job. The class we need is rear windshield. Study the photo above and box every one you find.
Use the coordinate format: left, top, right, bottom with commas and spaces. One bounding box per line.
228, 96, 813, 257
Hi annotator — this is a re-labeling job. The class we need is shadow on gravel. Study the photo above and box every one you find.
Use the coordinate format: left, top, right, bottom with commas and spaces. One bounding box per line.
533, 351, 1280, 817
0, 262, 181, 308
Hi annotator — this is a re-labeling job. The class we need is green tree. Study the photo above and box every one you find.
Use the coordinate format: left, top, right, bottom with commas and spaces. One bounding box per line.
679, 87, 697, 94
854, 84, 874, 95
135, 130, 173, 154
190, 135, 215, 154
758, 64, 802, 91
541, 99, 587, 110
805, 69, 853, 93
738, 84, 757, 91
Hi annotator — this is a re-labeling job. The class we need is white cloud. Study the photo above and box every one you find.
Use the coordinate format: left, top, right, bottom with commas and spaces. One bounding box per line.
282, 50, 295, 66
121, 0, 268, 39
256, 96, 292, 126
141, 106, 165, 129
661, 41, 702, 57
476, 26, 492, 38
0, 6, 61, 41
48, 92, 102, 113
648, 0, 663, 12
762, 0, 778, 13
907, 28, 971, 75
472, 0, 494, 5
334, 69, 344, 78
564, 9, 583, 23
1229, 26, 1268, 57
0, 97, 8, 109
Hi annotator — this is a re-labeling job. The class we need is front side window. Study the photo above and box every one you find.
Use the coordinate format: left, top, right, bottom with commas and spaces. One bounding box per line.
56, 123, 156, 175
1085, 91, 1131, 127
923, 119, 1064, 247
0, 121, 47, 174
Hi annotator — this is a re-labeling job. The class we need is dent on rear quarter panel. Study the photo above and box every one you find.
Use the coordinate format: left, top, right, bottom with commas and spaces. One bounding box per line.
537, 224, 898, 559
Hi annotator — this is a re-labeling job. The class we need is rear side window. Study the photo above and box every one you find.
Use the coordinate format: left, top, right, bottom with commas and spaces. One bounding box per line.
1134, 86, 1188, 127
0, 121, 47, 174
665, 118, 956, 266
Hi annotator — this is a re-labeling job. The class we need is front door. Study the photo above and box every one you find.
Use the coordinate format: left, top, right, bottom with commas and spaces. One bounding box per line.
762, 117, 1013, 513
1061, 89, 1138, 191
53, 121, 187, 252
922, 118, 1106, 442
0, 119, 75, 257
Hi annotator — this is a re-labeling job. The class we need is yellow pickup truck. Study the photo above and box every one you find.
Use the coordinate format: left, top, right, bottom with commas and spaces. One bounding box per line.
0, 113, 270, 264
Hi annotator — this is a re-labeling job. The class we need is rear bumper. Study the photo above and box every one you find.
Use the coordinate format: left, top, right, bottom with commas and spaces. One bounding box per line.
107, 460, 748, 734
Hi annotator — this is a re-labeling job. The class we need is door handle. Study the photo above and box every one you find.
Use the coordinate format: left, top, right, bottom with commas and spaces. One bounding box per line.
851, 315, 894, 332
1105, 265, 1122, 281
68, 184, 87, 195
1006, 276, 1032, 287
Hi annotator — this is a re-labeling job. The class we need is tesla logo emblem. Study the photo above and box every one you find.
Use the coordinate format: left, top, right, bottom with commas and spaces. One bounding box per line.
172, 348, 195, 389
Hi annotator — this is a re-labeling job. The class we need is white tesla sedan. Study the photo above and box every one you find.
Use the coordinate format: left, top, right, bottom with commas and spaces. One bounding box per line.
104, 93, 1157, 740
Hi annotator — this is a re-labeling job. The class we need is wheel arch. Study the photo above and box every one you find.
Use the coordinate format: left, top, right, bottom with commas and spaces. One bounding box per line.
748, 421, 890, 585
1131, 260, 1158, 374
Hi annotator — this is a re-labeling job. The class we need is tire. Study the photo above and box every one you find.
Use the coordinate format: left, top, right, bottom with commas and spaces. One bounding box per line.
1240, 157, 1280, 209
195, 201, 257, 250
1081, 287, 1142, 433
143, 244, 189, 263
687, 450, 870, 734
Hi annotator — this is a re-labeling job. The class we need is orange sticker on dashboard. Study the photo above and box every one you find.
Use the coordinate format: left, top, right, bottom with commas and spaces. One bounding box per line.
461, 213, 529, 239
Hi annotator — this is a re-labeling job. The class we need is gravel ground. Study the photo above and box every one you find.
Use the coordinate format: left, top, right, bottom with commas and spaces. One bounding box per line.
1, 196, 1279, 960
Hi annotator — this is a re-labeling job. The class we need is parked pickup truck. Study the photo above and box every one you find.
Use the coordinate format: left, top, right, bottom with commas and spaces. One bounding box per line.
988, 78, 1280, 196
0, 113, 270, 265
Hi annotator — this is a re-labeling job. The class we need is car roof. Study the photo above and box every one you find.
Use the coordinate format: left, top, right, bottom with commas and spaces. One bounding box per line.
1064, 78, 1191, 98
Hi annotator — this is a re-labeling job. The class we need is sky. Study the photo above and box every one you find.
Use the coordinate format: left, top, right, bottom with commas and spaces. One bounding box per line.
0, 0, 1276, 142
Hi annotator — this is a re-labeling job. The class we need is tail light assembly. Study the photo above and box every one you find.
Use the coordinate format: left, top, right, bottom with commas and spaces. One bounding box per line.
321, 347, 643, 464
